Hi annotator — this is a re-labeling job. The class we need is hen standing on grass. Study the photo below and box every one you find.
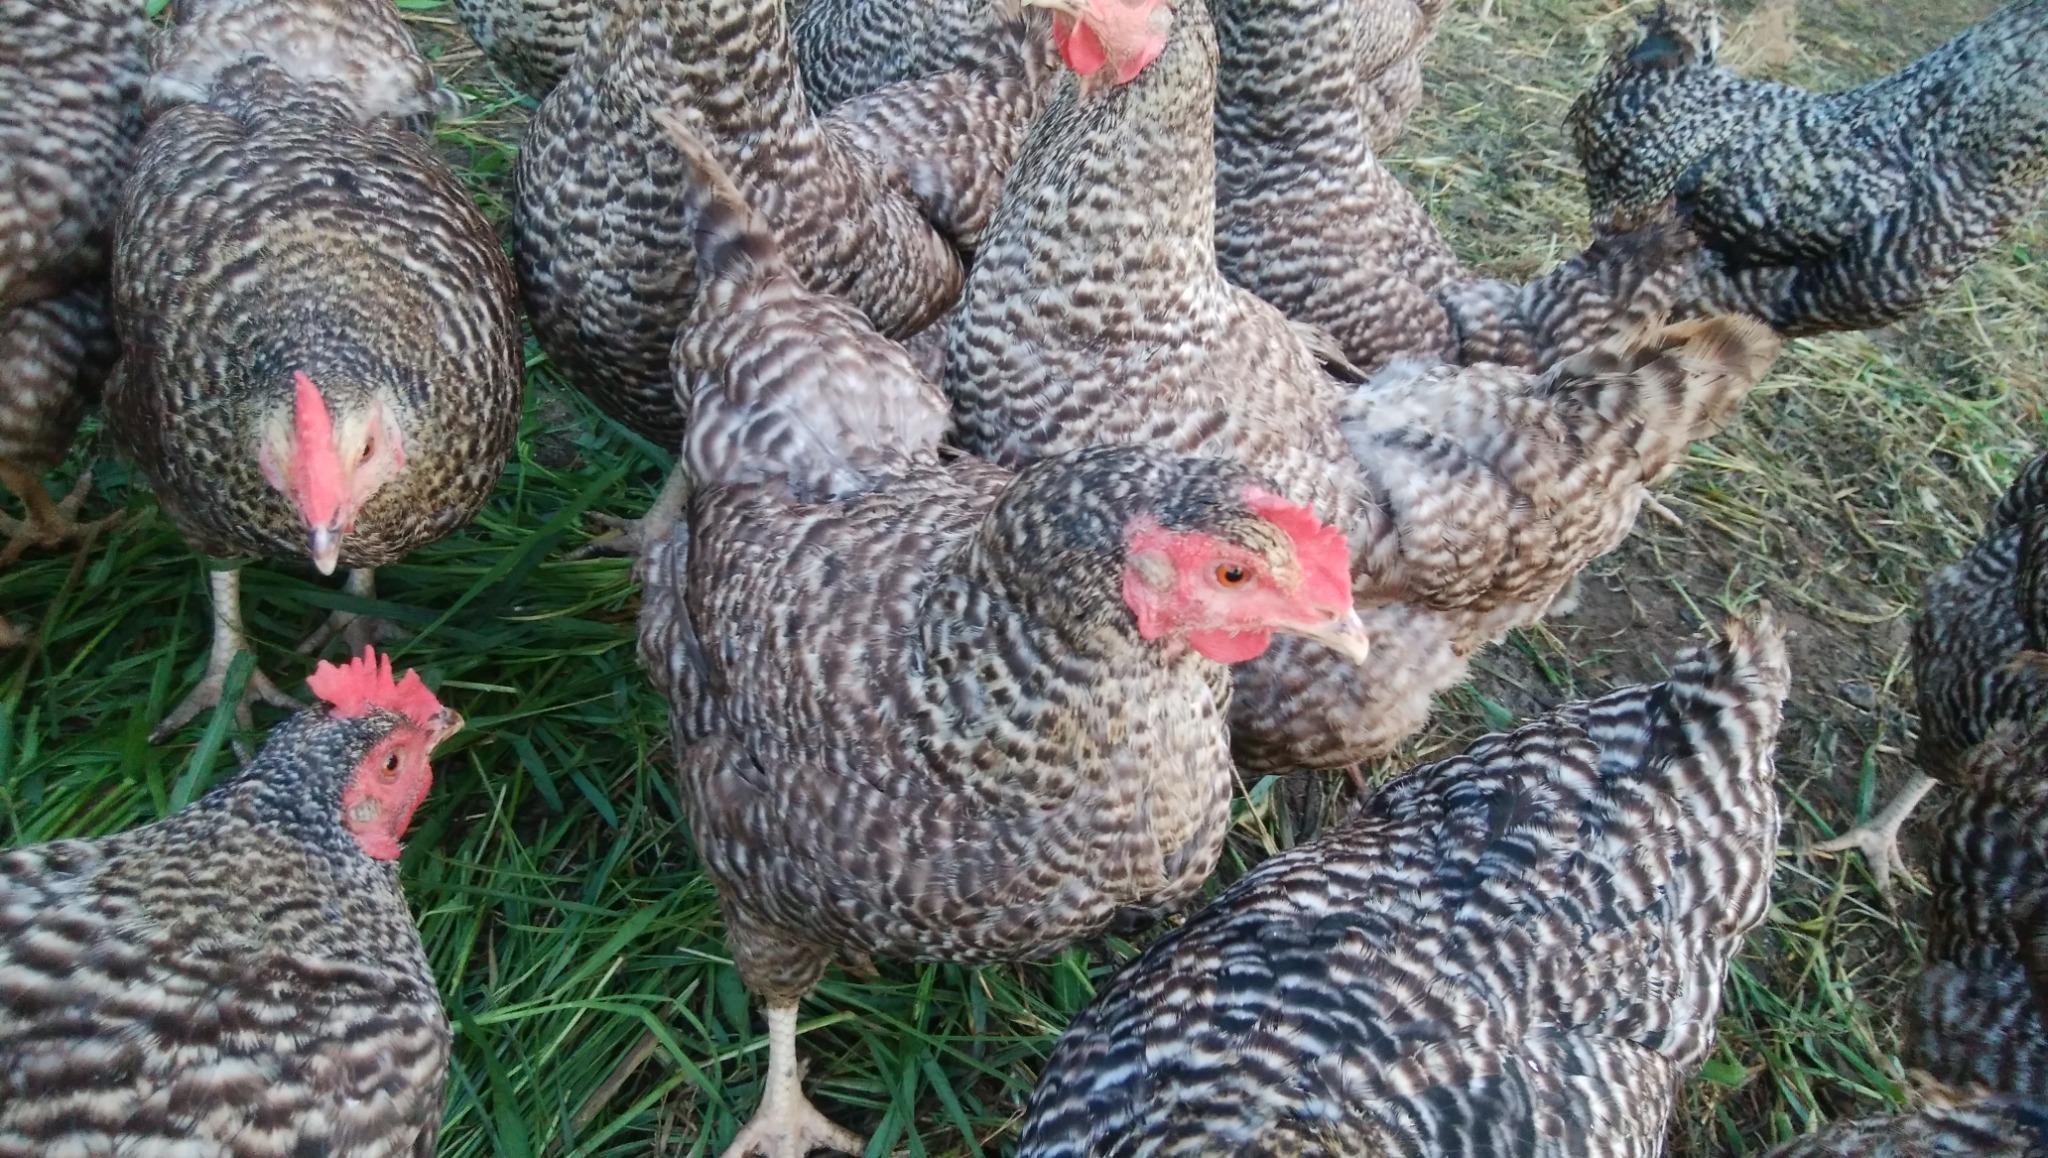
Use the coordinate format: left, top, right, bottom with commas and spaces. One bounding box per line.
0, 0, 149, 648
638, 114, 1368, 1158
1569, 0, 2048, 336
946, 0, 1783, 774
1814, 453, 2048, 888
1017, 613, 1789, 1157
107, 0, 522, 740
513, 0, 966, 448
1213, 0, 1693, 373
0, 648, 461, 1157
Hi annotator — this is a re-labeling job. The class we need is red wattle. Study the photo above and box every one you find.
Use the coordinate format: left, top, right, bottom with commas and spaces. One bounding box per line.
1061, 18, 1109, 75
1188, 628, 1274, 664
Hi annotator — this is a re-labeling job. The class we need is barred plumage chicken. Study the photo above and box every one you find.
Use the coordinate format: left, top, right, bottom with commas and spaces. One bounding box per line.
638, 113, 1368, 1158
0, 0, 147, 626
1214, 0, 1693, 373
107, 0, 522, 740
513, 0, 965, 446
1816, 453, 2048, 887
1568, 0, 2048, 336
1761, 1095, 2048, 1157
0, 648, 461, 1158
945, 0, 1783, 773
1018, 613, 1789, 1156
1909, 715, 2048, 1104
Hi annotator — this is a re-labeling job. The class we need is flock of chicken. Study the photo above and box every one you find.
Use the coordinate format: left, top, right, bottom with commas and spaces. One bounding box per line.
0, 0, 2045, 1153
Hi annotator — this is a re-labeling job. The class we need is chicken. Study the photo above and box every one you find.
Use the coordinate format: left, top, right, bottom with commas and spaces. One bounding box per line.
1815, 453, 2048, 888
513, 0, 963, 447
1568, 0, 2048, 336
1760, 1095, 2048, 1157
1017, 612, 1789, 1156
1213, 0, 1691, 373
1908, 713, 2048, 1102
450, 0, 597, 97
945, 0, 1783, 773
1346, 0, 1447, 153
789, 0, 1054, 111
0, 0, 147, 587
0, 647, 461, 1157
637, 112, 1368, 1157
107, 0, 523, 739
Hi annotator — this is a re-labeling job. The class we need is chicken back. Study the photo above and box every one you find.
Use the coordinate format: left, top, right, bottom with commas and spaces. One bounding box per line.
0, 649, 461, 1158
1018, 613, 1789, 1157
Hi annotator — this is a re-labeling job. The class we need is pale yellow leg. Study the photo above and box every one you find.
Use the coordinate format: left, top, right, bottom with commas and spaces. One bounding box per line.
720, 1002, 864, 1158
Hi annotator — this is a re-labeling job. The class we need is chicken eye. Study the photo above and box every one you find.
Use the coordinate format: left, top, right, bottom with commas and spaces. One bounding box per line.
1214, 563, 1249, 587
381, 752, 401, 779
359, 436, 376, 464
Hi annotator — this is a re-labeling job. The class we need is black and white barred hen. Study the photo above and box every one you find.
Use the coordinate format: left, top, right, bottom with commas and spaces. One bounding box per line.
1907, 713, 2048, 1103
1017, 613, 1789, 1157
450, 0, 596, 96
107, 0, 522, 740
0, 0, 148, 647
0, 649, 461, 1158
1569, 0, 2048, 336
1213, 0, 1693, 373
1816, 452, 2048, 888
638, 114, 1367, 1158
947, 0, 1784, 774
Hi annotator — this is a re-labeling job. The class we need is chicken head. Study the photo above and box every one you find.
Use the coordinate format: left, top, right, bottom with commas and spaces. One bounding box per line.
1024, 0, 1174, 88
257, 371, 409, 574
1122, 485, 1367, 665
308, 647, 462, 861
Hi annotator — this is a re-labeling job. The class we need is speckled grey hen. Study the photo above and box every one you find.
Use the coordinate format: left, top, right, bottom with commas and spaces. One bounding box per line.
108, 0, 522, 740
637, 116, 1366, 1157
1762, 1096, 2048, 1157
0, 648, 461, 1158
450, 0, 597, 97
0, 0, 147, 632
1568, 0, 2048, 336
1018, 613, 1789, 1157
513, 0, 963, 446
1816, 453, 2048, 888
1214, 0, 1693, 373
946, 0, 1783, 773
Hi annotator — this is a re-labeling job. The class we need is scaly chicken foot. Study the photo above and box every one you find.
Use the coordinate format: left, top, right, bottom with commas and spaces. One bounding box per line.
296, 568, 407, 656
1810, 772, 1938, 894
721, 1002, 864, 1158
569, 466, 693, 559
153, 568, 303, 744
0, 464, 123, 568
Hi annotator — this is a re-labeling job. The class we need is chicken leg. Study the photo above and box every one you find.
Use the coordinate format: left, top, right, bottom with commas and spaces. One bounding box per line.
1810, 772, 1937, 894
0, 463, 122, 567
297, 568, 405, 656
572, 466, 693, 559
152, 567, 302, 742
721, 1002, 863, 1158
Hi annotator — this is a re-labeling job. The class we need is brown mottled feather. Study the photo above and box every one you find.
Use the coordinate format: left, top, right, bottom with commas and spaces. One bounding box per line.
449, 0, 597, 97
1019, 614, 1789, 1156
0, 708, 449, 1158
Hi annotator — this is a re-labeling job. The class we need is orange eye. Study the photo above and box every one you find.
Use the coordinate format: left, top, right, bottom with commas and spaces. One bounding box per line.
1214, 563, 1249, 587
380, 752, 401, 780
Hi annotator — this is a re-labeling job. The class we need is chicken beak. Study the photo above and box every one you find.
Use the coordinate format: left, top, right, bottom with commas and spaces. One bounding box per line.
1290, 608, 1371, 665
428, 707, 465, 745
308, 525, 343, 576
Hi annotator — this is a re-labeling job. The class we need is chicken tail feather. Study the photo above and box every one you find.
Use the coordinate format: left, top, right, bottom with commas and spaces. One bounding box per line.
649, 106, 786, 291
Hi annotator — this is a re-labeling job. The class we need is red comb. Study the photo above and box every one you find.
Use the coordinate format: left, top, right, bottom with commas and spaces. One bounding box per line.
306, 647, 445, 730
1244, 487, 1354, 608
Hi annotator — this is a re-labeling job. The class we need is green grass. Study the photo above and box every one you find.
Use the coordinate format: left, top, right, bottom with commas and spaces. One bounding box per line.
2, 0, 2045, 1154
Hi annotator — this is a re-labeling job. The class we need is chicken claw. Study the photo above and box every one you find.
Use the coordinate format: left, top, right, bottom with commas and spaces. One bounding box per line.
0, 466, 123, 567
721, 1003, 863, 1158
153, 568, 303, 744
1811, 772, 1937, 894
296, 568, 407, 656
569, 467, 693, 559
